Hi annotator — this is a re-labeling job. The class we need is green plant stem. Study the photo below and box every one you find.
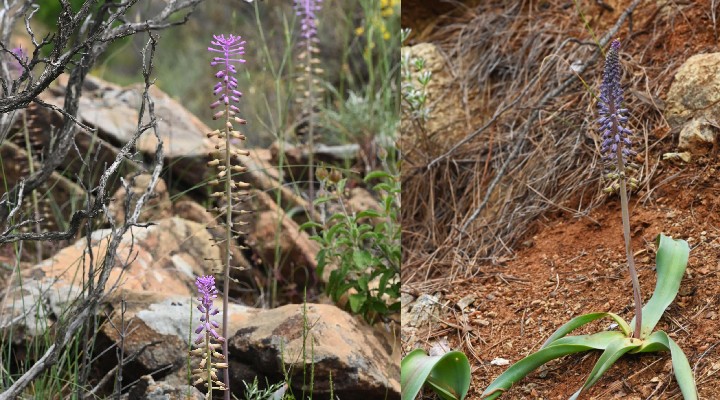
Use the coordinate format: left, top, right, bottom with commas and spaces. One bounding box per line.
223, 101, 232, 399
21, 112, 42, 263
205, 308, 213, 400
305, 32, 316, 207
613, 117, 642, 339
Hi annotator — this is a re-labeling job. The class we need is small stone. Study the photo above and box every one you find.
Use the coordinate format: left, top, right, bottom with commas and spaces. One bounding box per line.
486, 293, 496, 301
475, 319, 490, 327
490, 357, 510, 366
486, 311, 497, 318
456, 295, 476, 311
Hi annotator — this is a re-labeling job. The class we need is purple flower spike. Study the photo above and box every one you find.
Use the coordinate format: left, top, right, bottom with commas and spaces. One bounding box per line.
597, 39, 636, 164
208, 35, 246, 108
295, 0, 322, 40
194, 275, 224, 343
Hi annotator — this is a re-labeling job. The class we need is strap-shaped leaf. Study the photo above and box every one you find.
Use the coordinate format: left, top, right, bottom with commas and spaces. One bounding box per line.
401, 349, 471, 400
633, 331, 698, 400
551, 331, 626, 347
630, 234, 689, 338
481, 332, 624, 400
541, 312, 631, 348
569, 336, 641, 400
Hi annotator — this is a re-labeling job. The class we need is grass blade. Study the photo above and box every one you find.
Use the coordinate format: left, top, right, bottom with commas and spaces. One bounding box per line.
630, 234, 689, 338
401, 349, 471, 400
542, 312, 631, 348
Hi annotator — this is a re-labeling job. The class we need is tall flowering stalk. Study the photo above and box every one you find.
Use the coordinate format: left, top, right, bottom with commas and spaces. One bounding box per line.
479, 39, 696, 399
206, 33, 250, 399
597, 39, 642, 339
294, 0, 323, 205
190, 276, 228, 398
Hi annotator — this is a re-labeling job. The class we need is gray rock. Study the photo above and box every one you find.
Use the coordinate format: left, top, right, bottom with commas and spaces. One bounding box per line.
404, 293, 441, 328
0, 217, 218, 338
98, 295, 399, 400
665, 52, 720, 154
678, 117, 718, 154
123, 375, 203, 400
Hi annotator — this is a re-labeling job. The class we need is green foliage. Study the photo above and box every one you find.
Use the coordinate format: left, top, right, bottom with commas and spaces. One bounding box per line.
321, 0, 400, 146
302, 166, 400, 324
481, 234, 698, 400
401, 348, 471, 400
400, 28, 433, 125
242, 377, 286, 400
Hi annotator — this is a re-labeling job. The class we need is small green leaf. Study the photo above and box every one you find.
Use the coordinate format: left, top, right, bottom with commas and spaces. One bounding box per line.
299, 221, 323, 231
402, 349, 471, 400
348, 293, 366, 313
630, 234, 690, 338
365, 170, 392, 181
353, 250, 372, 268
358, 209, 384, 219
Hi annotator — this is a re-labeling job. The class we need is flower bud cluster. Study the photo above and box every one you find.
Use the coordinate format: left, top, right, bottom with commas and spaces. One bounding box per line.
190, 276, 228, 396
597, 39, 638, 193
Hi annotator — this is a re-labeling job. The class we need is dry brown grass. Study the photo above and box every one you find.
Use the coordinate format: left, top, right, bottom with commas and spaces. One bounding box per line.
401, 0, 719, 292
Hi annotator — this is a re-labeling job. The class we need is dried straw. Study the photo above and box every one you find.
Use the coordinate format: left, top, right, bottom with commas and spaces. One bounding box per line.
402, 0, 714, 291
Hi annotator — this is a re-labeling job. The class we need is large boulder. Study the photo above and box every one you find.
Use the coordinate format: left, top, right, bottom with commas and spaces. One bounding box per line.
39, 74, 317, 223
100, 294, 399, 400
228, 303, 400, 400
665, 53, 720, 155
0, 217, 218, 337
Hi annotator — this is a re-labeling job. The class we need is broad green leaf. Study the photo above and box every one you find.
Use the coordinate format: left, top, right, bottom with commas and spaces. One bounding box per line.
348, 293, 366, 313
542, 312, 631, 348
353, 250, 372, 268
551, 331, 626, 348
402, 349, 471, 400
630, 234, 689, 338
481, 332, 623, 400
633, 330, 698, 400
569, 336, 641, 400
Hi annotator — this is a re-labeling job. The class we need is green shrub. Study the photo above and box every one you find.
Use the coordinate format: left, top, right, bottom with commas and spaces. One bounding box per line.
303, 165, 400, 324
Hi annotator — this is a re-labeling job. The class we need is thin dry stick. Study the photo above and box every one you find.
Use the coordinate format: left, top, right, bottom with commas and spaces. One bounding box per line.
460, 0, 642, 234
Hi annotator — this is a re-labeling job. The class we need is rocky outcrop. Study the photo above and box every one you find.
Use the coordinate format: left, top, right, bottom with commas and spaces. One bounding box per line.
665, 53, 720, 155
0, 217, 218, 337
100, 294, 399, 400
228, 303, 400, 400
108, 174, 172, 224
244, 190, 320, 290
0, 214, 396, 399
38, 74, 317, 222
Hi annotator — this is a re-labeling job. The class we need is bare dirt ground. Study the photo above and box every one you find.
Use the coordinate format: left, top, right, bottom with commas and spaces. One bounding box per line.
440, 156, 720, 398
402, 0, 720, 398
